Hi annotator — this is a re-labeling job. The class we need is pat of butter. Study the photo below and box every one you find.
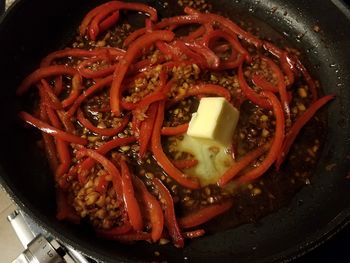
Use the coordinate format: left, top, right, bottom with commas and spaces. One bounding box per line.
187, 97, 239, 146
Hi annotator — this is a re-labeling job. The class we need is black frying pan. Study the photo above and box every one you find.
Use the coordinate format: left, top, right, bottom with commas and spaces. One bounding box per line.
0, 0, 350, 262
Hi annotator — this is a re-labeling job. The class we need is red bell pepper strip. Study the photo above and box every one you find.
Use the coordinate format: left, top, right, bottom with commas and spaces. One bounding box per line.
19, 111, 87, 145
294, 57, 318, 101
251, 73, 279, 93
16, 65, 78, 95
153, 178, 184, 247
40, 47, 125, 67
77, 136, 136, 183
39, 80, 63, 110
184, 7, 262, 47
121, 92, 166, 111
183, 25, 206, 41
236, 91, 285, 184
61, 74, 82, 108
151, 102, 200, 189
123, 28, 146, 47
53, 76, 63, 96
276, 94, 335, 170
133, 176, 164, 242
97, 11, 120, 37
161, 123, 189, 136
172, 159, 198, 169
182, 229, 205, 239
80, 1, 158, 39
89, 10, 120, 40
56, 188, 80, 224
217, 143, 270, 186
110, 30, 175, 116
139, 103, 158, 159
120, 159, 143, 231
178, 200, 233, 229
68, 75, 113, 117
95, 172, 108, 193
45, 106, 71, 178
76, 148, 123, 202
38, 103, 59, 172
169, 83, 231, 108
77, 56, 116, 79
96, 222, 132, 238
77, 108, 129, 137
261, 56, 290, 119
238, 64, 272, 109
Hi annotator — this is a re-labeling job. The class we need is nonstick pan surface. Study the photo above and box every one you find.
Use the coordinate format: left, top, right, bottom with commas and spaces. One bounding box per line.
0, 0, 350, 262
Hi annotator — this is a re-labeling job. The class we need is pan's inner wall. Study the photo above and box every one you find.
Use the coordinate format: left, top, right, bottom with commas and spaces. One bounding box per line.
0, 0, 349, 262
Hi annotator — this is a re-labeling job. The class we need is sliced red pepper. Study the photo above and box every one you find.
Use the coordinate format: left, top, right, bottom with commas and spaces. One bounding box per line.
39, 80, 63, 110
78, 136, 136, 183
184, 7, 262, 47
294, 57, 318, 101
260, 56, 290, 119
77, 56, 116, 79
38, 102, 59, 171
19, 111, 87, 145
178, 200, 233, 229
56, 188, 80, 224
17, 65, 78, 96
77, 108, 129, 137
251, 73, 279, 93
120, 159, 143, 231
151, 102, 200, 189
238, 64, 272, 109
95, 172, 108, 193
89, 10, 120, 40
217, 143, 270, 186
161, 123, 189, 136
96, 222, 132, 239
139, 103, 158, 159
68, 75, 113, 117
40, 47, 125, 67
76, 148, 123, 202
121, 92, 166, 111
123, 28, 146, 47
98, 11, 120, 36
81, 1, 157, 40
133, 176, 164, 242
236, 91, 285, 184
172, 159, 198, 169
110, 30, 175, 116
169, 83, 231, 108
53, 76, 63, 96
276, 94, 335, 170
61, 74, 82, 108
153, 178, 184, 248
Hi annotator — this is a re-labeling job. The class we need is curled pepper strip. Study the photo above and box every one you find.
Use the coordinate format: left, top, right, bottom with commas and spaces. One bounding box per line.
19, 111, 88, 145
120, 159, 143, 231
133, 176, 164, 242
80, 1, 158, 40
39, 80, 63, 110
77, 56, 116, 79
61, 74, 83, 108
77, 136, 136, 184
217, 143, 270, 187
77, 108, 129, 137
17, 65, 78, 96
151, 102, 200, 189
179, 200, 233, 229
169, 83, 231, 108
139, 103, 158, 159
153, 178, 184, 248
238, 64, 272, 109
40, 47, 125, 67
237, 91, 285, 184
89, 11, 120, 40
161, 123, 189, 136
172, 159, 198, 169
68, 75, 113, 117
76, 148, 123, 202
110, 30, 175, 116
276, 94, 335, 170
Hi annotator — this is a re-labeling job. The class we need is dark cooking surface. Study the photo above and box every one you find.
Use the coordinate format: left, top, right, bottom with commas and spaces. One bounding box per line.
0, 0, 350, 262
